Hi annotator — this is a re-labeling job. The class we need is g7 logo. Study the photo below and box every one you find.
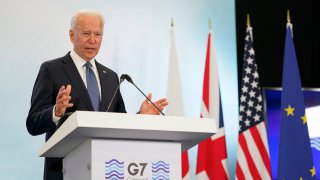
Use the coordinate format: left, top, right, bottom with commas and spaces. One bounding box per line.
128, 163, 147, 176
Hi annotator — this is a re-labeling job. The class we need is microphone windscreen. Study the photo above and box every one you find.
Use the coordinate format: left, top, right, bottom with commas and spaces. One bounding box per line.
124, 74, 133, 83
120, 74, 126, 83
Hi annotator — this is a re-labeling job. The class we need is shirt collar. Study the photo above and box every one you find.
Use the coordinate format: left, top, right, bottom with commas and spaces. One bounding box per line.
70, 49, 96, 69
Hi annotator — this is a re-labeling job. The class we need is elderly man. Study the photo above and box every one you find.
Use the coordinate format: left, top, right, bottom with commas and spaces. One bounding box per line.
26, 10, 168, 180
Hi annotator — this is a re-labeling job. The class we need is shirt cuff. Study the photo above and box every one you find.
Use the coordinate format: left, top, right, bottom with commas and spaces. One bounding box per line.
52, 105, 61, 125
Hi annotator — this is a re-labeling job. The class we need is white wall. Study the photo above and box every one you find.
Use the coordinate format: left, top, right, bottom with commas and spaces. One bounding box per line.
0, 0, 237, 179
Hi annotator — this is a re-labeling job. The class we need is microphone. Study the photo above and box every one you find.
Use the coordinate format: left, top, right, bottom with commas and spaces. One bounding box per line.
122, 74, 165, 116
106, 74, 126, 112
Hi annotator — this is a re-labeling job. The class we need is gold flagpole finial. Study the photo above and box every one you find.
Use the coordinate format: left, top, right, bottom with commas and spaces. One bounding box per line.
208, 19, 212, 30
287, 10, 291, 23
246, 14, 251, 27
171, 17, 174, 27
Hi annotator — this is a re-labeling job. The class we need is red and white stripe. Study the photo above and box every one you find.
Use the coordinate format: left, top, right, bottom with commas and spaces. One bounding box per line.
236, 122, 272, 180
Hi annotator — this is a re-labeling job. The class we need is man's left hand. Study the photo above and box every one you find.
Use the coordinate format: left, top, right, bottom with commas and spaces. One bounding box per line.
139, 93, 168, 115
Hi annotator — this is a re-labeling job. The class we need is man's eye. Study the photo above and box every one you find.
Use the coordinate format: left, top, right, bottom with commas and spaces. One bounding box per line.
83, 32, 89, 36
95, 33, 101, 36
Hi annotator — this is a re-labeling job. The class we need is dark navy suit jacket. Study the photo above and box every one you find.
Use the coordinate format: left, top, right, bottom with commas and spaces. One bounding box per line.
26, 52, 126, 180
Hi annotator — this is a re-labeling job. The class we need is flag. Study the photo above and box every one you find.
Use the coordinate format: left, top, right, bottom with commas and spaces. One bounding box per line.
196, 24, 229, 180
277, 22, 316, 179
235, 25, 272, 180
166, 21, 190, 180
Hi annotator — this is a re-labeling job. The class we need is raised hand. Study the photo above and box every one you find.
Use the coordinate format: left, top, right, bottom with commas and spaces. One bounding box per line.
139, 93, 168, 115
55, 85, 73, 117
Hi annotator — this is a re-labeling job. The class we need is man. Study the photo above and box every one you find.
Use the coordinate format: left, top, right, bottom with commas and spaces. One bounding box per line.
26, 10, 168, 180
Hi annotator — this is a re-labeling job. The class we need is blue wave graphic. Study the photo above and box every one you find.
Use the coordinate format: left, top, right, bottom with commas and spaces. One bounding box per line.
105, 174, 124, 179
152, 161, 169, 167
152, 167, 170, 173
152, 174, 170, 180
152, 161, 170, 180
152, 163, 170, 170
105, 159, 124, 180
105, 163, 124, 169
105, 166, 124, 172
310, 137, 320, 151
152, 171, 169, 177
105, 159, 124, 165
105, 170, 124, 176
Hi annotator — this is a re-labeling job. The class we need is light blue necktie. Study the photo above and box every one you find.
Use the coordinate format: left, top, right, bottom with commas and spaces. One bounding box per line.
84, 62, 100, 111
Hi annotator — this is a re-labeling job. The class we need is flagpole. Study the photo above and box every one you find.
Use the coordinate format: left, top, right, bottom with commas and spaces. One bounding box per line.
286, 10, 293, 37
171, 17, 174, 28
246, 14, 251, 28
246, 14, 253, 40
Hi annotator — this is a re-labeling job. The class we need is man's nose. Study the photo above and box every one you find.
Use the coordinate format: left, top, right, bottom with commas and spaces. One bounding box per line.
88, 33, 96, 43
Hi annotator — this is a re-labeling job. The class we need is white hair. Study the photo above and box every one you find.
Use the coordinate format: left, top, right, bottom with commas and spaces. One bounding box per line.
70, 10, 105, 30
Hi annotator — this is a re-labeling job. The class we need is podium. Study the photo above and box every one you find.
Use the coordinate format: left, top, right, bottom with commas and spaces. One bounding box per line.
39, 111, 216, 179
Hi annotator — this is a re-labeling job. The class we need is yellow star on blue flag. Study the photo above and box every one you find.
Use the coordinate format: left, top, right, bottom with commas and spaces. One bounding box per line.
301, 114, 307, 124
310, 166, 316, 177
285, 104, 295, 116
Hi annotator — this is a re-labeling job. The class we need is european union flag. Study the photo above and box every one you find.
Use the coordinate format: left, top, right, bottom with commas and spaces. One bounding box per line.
277, 23, 316, 179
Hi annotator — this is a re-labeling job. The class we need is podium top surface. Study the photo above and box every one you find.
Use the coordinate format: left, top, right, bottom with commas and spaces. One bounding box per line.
39, 111, 216, 157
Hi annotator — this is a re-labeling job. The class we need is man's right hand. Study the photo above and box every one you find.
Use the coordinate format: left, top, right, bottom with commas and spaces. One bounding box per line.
55, 85, 73, 117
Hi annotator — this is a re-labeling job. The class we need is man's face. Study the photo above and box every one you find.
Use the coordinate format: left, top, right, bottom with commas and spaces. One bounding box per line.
69, 15, 103, 61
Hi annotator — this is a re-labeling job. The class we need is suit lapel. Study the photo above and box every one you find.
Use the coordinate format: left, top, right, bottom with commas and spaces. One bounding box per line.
62, 54, 94, 111
96, 62, 113, 111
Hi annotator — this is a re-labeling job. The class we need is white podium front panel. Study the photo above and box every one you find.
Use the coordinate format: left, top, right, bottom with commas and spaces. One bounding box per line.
63, 139, 181, 180
39, 111, 216, 157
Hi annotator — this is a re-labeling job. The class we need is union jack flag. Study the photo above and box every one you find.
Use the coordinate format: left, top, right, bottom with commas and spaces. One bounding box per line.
196, 25, 229, 180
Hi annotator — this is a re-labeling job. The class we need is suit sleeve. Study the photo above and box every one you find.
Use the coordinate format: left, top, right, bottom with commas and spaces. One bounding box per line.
26, 62, 57, 136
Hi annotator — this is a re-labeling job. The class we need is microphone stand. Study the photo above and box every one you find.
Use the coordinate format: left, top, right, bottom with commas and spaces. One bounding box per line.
106, 76, 125, 112
123, 74, 165, 116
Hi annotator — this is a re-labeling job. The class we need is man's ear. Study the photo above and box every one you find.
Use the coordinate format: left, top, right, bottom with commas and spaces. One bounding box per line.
69, 29, 74, 43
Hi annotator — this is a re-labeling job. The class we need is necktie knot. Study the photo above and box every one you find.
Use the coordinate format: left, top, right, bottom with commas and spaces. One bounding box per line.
84, 62, 93, 69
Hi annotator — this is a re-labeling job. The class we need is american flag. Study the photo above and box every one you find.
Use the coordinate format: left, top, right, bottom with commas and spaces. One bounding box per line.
196, 26, 229, 180
235, 25, 272, 180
